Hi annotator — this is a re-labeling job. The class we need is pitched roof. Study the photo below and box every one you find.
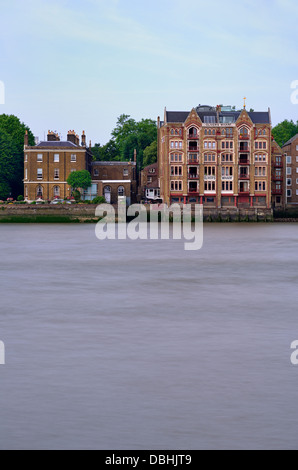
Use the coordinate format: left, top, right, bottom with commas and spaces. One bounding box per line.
36, 141, 79, 148
165, 109, 270, 125
282, 133, 298, 147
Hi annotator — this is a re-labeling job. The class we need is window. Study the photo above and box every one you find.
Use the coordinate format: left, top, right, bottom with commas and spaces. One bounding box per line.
37, 154, 43, 162
54, 169, 59, 180
239, 126, 248, 136
204, 116, 216, 124
147, 177, 152, 183
54, 186, 60, 197
94, 169, 99, 176
170, 181, 182, 191
296, 190, 298, 196
118, 186, 125, 197
71, 154, 77, 162
222, 181, 233, 191
204, 166, 216, 176
25, 154, 28, 162
25, 186, 28, 198
296, 179, 298, 185
25, 168, 28, 180
123, 169, 129, 177
222, 154, 233, 162
296, 157, 298, 163
287, 189, 292, 198
170, 166, 182, 176
287, 178, 292, 186
54, 154, 59, 163
296, 145, 298, 151
287, 156, 292, 164
255, 181, 266, 191
204, 181, 216, 191
287, 167, 292, 175
37, 168, 43, 179
36, 185, 43, 198
204, 154, 216, 162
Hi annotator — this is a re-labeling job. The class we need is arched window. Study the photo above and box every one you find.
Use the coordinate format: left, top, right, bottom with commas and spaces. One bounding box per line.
36, 185, 43, 198
171, 129, 174, 135
263, 129, 266, 135
175, 129, 179, 135
212, 129, 215, 135
54, 186, 60, 197
189, 127, 197, 137
240, 126, 248, 136
205, 129, 207, 135
208, 129, 211, 135
118, 186, 125, 197
179, 129, 182, 136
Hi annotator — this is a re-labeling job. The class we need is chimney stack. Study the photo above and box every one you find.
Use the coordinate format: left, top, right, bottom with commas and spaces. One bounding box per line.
134, 148, 137, 163
47, 131, 60, 142
67, 130, 78, 145
89, 140, 92, 149
24, 130, 29, 147
81, 130, 86, 147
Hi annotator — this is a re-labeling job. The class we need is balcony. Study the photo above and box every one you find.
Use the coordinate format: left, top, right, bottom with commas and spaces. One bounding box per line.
188, 145, 198, 152
273, 162, 283, 168
239, 135, 249, 140
188, 159, 199, 165
239, 159, 250, 165
188, 134, 199, 140
272, 175, 283, 181
239, 174, 250, 180
188, 174, 199, 180
272, 189, 282, 195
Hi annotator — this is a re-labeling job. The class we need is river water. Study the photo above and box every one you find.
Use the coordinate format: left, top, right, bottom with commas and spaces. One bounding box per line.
0, 223, 298, 450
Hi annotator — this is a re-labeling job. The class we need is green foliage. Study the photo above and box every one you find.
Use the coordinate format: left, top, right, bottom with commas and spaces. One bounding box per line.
0, 114, 35, 199
67, 170, 92, 191
73, 190, 81, 202
92, 196, 106, 204
143, 140, 157, 167
91, 140, 120, 161
272, 120, 298, 147
17, 195, 24, 201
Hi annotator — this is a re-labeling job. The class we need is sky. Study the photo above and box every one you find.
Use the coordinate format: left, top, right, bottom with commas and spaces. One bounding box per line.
0, 0, 298, 144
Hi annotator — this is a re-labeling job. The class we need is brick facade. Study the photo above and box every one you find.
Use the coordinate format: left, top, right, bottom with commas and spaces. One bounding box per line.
158, 105, 273, 208
282, 134, 298, 206
24, 130, 92, 201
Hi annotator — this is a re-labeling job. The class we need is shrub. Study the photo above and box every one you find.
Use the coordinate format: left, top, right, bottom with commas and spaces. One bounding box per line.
92, 196, 106, 204
73, 190, 81, 202
30, 201, 36, 205
17, 195, 24, 201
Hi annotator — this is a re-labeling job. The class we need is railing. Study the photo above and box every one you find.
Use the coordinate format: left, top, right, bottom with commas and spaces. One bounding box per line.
188, 174, 199, 179
188, 146, 198, 152
272, 175, 283, 181
239, 160, 250, 165
239, 146, 250, 152
239, 174, 250, 180
188, 134, 199, 140
188, 159, 199, 164
273, 163, 283, 168
272, 189, 282, 195
239, 135, 249, 140
188, 188, 199, 193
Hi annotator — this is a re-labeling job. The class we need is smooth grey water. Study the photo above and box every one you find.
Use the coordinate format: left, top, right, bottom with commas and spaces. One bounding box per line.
0, 223, 298, 450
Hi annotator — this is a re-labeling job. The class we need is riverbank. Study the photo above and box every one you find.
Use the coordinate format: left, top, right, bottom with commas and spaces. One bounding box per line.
0, 204, 278, 223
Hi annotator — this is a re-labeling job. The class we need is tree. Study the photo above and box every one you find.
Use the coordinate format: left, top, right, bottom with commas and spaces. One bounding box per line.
143, 140, 157, 167
272, 120, 298, 147
0, 114, 35, 199
92, 140, 120, 161
67, 170, 92, 194
110, 115, 157, 168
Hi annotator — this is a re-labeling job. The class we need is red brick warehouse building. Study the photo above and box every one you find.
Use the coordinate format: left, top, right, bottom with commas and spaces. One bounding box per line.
157, 103, 274, 209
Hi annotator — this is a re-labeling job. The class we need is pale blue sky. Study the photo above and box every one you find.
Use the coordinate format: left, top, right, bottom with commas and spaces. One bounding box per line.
0, 0, 297, 144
